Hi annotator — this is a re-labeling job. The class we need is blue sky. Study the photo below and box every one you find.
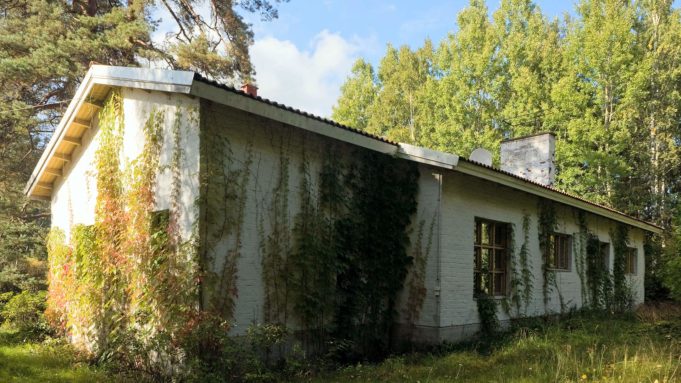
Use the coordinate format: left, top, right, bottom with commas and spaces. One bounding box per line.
246, 1, 576, 67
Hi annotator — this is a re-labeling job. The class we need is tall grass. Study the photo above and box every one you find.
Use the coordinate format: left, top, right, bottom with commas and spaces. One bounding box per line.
311, 304, 681, 382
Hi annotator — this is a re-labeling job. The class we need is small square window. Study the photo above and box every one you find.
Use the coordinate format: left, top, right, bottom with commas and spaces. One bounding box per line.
546, 233, 571, 271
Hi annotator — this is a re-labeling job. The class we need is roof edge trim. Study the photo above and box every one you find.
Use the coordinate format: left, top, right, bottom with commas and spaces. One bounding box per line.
397, 143, 459, 169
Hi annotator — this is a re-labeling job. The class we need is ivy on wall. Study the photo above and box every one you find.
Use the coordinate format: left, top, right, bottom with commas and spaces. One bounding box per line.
262, 135, 293, 325
45, 228, 73, 332
253, 135, 420, 359
200, 113, 254, 320
46, 91, 201, 362
503, 213, 533, 317
289, 146, 337, 348
538, 199, 558, 308
403, 215, 435, 339
586, 234, 611, 309
611, 224, 634, 311
574, 211, 589, 306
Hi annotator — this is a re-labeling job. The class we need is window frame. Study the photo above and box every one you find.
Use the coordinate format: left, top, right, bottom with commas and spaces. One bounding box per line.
545, 233, 572, 272
473, 218, 510, 298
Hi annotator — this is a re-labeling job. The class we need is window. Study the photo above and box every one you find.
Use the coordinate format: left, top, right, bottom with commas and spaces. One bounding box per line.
626, 248, 637, 275
546, 233, 571, 271
600, 242, 610, 271
474, 219, 509, 297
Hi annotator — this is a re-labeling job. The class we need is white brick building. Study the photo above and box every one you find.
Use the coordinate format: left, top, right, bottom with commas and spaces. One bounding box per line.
26, 66, 661, 346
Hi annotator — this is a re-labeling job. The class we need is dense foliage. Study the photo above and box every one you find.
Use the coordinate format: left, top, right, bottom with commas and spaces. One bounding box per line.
332, 0, 681, 297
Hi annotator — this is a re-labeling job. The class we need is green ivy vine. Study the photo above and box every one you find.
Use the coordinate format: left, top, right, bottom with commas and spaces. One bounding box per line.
574, 211, 589, 306
538, 199, 557, 308
586, 234, 611, 309
259, 140, 419, 359
262, 135, 293, 325
611, 224, 633, 311
503, 213, 533, 317
46, 91, 201, 364
403, 214, 435, 338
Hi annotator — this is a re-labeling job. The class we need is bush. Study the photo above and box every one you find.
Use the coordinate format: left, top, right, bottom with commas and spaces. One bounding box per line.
1, 290, 49, 336
180, 316, 288, 383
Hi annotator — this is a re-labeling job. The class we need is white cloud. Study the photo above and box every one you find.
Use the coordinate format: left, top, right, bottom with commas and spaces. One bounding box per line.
250, 30, 372, 118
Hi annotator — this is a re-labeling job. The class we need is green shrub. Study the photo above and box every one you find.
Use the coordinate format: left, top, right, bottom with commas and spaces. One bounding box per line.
180, 317, 288, 383
1, 290, 49, 336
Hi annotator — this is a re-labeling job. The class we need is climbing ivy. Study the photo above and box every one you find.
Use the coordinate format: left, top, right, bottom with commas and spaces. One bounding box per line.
45, 227, 73, 333
262, 135, 293, 325
503, 213, 533, 317
611, 224, 634, 311
263, 142, 419, 359
289, 147, 337, 349
332, 151, 418, 359
574, 211, 589, 306
403, 215, 435, 338
476, 295, 499, 336
586, 234, 612, 310
537, 199, 557, 308
46, 91, 201, 367
91, 90, 128, 355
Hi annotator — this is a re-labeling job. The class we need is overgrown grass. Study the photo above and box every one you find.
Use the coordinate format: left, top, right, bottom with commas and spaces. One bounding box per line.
0, 330, 110, 383
2, 304, 681, 382
309, 305, 681, 382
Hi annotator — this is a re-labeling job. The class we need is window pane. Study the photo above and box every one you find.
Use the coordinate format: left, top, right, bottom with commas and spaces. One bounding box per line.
601, 243, 609, 270
481, 222, 491, 245
480, 273, 490, 295
494, 224, 506, 246
481, 248, 491, 272
494, 250, 506, 271
494, 273, 505, 295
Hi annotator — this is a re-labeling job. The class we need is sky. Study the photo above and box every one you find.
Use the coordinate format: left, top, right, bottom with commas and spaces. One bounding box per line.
244, 0, 579, 117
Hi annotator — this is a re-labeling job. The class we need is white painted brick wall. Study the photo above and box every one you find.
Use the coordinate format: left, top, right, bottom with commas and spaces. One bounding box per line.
51, 88, 200, 242
437, 170, 645, 340
51, 90, 647, 345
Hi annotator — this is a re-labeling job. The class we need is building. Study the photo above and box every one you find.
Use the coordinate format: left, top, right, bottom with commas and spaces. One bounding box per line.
25, 66, 661, 350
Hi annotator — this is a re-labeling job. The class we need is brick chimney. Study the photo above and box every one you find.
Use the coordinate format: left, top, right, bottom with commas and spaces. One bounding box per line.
241, 83, 258, 97
500, 133, 556, 186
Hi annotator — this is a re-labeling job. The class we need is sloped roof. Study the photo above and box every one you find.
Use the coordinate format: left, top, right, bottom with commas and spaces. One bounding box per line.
25, 65, 662, 234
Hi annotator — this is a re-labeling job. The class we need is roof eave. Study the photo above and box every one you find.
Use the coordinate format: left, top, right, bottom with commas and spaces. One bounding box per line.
24, 66, 195, 199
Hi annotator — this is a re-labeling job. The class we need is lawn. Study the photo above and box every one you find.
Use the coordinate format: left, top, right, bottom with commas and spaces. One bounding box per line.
0, 330, 110, 383
309, 305, 681, 382
1, 305, 680, 382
